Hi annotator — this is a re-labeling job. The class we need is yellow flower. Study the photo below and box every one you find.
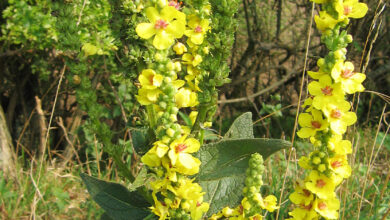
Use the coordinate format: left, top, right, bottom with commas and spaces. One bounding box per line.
308, 75, 344, 110
136, 87, 161, 105
260, 195, 279, 212
328, 155, 351, 179
308, 69, 326, 80
190, 201, 209, 220
182, 53, 203, 67
314, 11, 343, 32
331, 61, 366, 94
138, 69, 164, 89
323, 100, 357, 134
175, 88, 198, 108
151, 194, 170, 220
185, 15, 210, 45
168, 136, 201, 175
189, 111, 198, 125
185, 74, 201, 91
305, 171, 336, 199
290, 181, 314, 206
173, 42, 187, 55
297, 109, 329, 138
335, 0, 368, 20
141, 141, 169, 167
288, 206, 319, 220
314, 197, 340, 219
136, 6, 186, 50
327, 135, 352, 155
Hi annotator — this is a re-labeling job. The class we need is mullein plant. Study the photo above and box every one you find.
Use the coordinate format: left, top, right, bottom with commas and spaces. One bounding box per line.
288, 0, 368, 219
134, 0, 215, 219
133, 0, 278, 219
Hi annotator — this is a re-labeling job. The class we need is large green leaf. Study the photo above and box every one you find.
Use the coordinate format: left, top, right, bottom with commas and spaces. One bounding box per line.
195, 138, 290, 216
81, 173, 151, 220
223, 112, 254, 139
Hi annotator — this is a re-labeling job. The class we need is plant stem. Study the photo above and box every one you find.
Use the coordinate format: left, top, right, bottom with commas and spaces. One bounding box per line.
191, 104, 209, 138
146, 105, 156, 130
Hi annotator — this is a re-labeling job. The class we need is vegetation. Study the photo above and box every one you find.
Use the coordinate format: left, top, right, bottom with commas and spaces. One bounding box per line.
0, 0, 389, 219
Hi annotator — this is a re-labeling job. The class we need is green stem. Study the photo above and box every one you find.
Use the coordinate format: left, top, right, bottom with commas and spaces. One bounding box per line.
146, 104, 156, 130
191, 104, 209, 138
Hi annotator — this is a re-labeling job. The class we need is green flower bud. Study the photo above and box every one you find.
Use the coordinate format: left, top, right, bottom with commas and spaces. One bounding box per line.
167, 128, 175, 137
312, 157, 321, 165
345, 34, 353, 43
159, 101, 167, 109
169, 114, 177, 122
318, 164, 327, 172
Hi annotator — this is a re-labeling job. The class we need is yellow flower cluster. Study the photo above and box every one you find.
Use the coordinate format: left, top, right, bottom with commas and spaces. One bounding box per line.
288, 0, 367, 219
134, 0, 213, 219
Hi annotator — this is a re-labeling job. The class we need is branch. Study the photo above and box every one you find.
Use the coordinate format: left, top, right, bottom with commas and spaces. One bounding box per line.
218, 69, 299, 104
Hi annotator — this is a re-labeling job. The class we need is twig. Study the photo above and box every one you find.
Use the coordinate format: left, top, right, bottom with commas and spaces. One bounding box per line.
275, 2, 315, 219
218, 69, 298, 104
56, 117, 82, 168
35, 96, 48, 159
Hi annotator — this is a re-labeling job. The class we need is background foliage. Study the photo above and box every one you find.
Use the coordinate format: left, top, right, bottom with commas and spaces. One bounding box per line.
0, 0, 389, 219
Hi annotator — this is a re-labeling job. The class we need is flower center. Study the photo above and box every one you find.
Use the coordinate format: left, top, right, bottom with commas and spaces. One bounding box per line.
331, 160, 343, 168
169, 0, 182, 10
331, 109, 342, 119
196, 201, 201, 207
194, 25, 203, 33
344, 5, 353, 15
175, 143, 187, 153
149, 75, 154, 85
155, 19, 169, 30
318, 202, 327, 210
303, 189, 311, 197
316, 179, 326, 188
311, 121, 322, 129
341, 68, 355, 78
301, 204, 312, 210
321, 86, 333, 96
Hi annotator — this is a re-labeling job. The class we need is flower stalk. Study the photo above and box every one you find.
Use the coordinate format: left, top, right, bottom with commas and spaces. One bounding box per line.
287, 0, 368, 219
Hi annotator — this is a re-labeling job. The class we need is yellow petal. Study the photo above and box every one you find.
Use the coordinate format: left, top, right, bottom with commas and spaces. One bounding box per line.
349, 2, 368, 18
153, 31, 174, 50
166, 20, 185, 38
136, 23, 156, 39
190, 33, 204, 45
146, 7, 160, 23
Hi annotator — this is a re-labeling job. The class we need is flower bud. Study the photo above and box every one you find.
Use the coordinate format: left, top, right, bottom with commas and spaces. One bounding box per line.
312, 157, 321, 165
318, 164, 326, 172
174, 61, 182, 71
167, 128, 175, 137
158, 0, 167, 8
173, 42, 187, 55
166, 61, 175, 71
169, 114, 177, 122
154, 53, 164, 62
345, 34, 353, 43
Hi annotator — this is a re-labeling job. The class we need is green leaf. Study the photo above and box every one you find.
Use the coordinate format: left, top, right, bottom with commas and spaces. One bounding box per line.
131, 128, 152, 155
81, 173, 151, 220
100, 213, 113, 220
223, 112, 254, 139
195, 138, 290, 216
178, 111, 193, 127
129, 166, 155, 191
